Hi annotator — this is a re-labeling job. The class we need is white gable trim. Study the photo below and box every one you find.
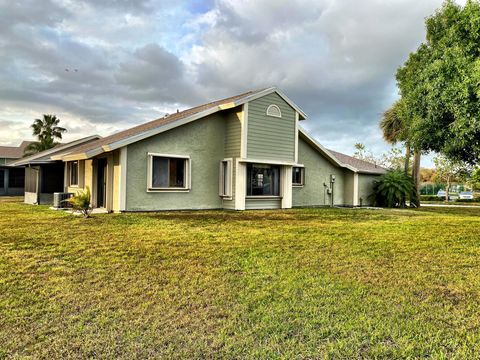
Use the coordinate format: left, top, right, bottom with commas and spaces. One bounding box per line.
232, 87, 307, 120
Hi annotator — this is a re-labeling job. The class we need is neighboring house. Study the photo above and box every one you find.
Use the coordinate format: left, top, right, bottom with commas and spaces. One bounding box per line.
45, 87, 385, 212
9, 136, 101, 204
0, 141, 32, 196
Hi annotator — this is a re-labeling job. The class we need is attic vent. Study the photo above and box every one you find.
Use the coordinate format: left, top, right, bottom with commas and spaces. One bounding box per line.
266, 104, 282, 118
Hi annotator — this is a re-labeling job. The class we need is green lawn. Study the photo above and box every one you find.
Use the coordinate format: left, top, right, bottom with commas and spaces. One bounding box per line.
1, 198, 480, 359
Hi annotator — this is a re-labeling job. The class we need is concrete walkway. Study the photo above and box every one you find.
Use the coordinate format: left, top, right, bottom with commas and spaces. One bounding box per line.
421, 203, 480, 209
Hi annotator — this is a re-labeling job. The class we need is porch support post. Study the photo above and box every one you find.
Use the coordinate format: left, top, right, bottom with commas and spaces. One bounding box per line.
353, 172, 359, 206
281, 165, 292, 209
235, 160, 246, 210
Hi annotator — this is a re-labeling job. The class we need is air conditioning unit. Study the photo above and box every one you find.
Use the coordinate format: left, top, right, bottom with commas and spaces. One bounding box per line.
53, 192, 74, 208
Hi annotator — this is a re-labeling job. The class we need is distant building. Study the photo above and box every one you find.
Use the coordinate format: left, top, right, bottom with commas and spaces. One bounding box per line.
0, 141, 32, 196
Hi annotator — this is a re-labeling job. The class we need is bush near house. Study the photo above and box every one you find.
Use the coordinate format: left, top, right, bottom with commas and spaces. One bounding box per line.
65, 187, 92, 218
420, 195, 438, 201
370, 170, 417, 208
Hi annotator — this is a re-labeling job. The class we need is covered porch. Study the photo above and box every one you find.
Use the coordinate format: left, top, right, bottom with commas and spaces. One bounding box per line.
63, 149, 124, 212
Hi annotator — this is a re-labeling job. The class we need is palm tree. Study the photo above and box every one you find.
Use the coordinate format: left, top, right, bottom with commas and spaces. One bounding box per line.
380, 99, 411, 174
24, 115, 66, 156
380, 99, 421, 207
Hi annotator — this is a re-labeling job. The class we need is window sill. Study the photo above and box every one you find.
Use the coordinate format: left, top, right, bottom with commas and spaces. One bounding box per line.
246, 196, 282, 200
220, 195, 233, 200
292, 184, 304, 187
147, 188, 190, 193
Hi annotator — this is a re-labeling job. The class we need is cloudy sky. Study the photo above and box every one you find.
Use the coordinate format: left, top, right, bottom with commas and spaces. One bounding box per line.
0, 0, 466, 165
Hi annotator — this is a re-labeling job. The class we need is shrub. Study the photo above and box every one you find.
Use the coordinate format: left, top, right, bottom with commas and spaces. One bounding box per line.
420, 195, 440, 201
66, 187, 92, 218
370, 170, 416, 208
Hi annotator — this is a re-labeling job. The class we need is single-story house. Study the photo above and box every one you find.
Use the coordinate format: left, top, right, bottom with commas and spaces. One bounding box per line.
9, 136, 100, 204
44, 87, 386, 212
0, 141, 32, 196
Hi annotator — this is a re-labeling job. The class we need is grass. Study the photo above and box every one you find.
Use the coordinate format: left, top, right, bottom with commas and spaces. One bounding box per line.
1, 197, 480, 359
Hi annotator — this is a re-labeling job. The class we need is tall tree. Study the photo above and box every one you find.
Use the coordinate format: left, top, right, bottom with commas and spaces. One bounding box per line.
24, 114, 66, 156
433, 154, 471, 202
396, 0, 480, 166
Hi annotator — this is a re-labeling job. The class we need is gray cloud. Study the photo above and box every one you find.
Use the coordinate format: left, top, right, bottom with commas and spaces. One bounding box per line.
0, 0, 459, 165
189, 0, 447, 158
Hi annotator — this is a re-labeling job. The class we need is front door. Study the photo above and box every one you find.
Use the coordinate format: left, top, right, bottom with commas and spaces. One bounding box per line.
96, 158, 107, 208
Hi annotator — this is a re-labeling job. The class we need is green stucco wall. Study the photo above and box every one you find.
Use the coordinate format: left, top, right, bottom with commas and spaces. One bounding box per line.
358, 173, 379, 206
247, 92, 296, 162
293, 137, 345, 207
343, 170, 355, 206
125, 114, 226, 211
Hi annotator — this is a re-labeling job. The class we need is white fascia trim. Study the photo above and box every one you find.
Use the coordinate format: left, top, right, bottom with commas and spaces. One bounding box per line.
232, 87, 308, 120
298, 127, 358, 172
294, 112, 299, 163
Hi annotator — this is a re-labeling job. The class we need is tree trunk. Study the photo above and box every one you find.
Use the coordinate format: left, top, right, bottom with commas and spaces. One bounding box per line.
445, 177, 450, 203
404, 143, 411, 176
411, 149, 421, 207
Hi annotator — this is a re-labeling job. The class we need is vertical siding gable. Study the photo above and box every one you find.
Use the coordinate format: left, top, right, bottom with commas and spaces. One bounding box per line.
247, 92, 296, 162
224, 107, 242, 159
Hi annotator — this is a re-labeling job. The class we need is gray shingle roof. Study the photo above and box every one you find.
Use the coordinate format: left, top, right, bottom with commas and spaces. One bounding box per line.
327, 149, 387, 174
0, 141, 34, 159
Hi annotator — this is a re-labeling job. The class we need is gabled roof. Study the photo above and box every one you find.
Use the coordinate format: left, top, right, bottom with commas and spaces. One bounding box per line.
55, 87, 307, 161
327, 149, 387, 174
298, 127, 386, 174
0, 141, 34, 160
8, 135, 101, 166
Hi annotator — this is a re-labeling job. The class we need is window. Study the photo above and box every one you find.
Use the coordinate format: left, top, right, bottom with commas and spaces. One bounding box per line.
8, 168, 25, 188
266, 104, 282, 118
68, 161, 78, 186
247, 163, 280, 196
148, 154, 190, 190
292, 167, 304, 186
0, 169, 4, 188
219, 159, 232, 197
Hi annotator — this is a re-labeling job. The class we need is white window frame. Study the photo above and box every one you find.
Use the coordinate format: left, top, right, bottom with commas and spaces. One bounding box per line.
147, 153, 191, 192
266, 104, 282, 118
292, 166, 305, 187
219, 158, 233, 199
68, 160, 79, 187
